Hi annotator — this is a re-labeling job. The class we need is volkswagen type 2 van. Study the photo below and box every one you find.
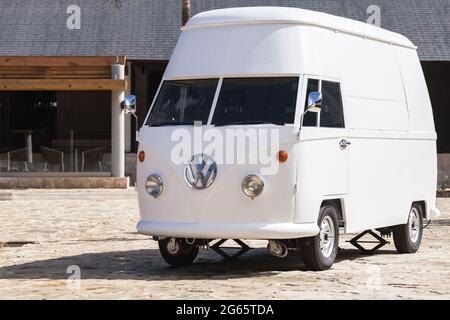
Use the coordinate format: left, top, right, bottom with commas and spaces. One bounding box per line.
135, 7, 439, 271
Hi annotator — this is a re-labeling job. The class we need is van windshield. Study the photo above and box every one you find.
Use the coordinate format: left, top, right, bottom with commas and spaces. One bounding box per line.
212, 77, 299, 126
146, 79, 218, 126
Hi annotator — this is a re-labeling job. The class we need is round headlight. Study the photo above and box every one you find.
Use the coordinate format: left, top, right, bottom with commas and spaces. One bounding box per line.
241, 174, 265, 199
145, 174, 164, 198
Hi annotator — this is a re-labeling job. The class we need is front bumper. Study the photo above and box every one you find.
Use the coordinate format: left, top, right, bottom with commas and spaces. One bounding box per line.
137, 219, 320, 240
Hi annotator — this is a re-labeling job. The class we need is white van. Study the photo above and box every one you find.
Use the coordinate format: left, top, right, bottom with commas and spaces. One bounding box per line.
134, 7, 439, 270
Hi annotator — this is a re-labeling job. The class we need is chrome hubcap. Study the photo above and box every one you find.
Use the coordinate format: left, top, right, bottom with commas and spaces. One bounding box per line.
167, 238, 180, 255
409, 208, 420, 243
319, 216, 335, 258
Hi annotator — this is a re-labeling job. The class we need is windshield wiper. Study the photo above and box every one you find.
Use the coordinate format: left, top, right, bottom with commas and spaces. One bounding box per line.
214, 120, 285, 127
149, 121, 194, 127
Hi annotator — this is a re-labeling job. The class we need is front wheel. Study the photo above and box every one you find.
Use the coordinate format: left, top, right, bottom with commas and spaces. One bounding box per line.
392, 203, 423, 253
301, 203, 340, 271
158, 238, 199, 267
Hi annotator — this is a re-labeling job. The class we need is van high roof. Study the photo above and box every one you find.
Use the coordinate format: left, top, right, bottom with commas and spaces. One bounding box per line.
184, 7, 416, 50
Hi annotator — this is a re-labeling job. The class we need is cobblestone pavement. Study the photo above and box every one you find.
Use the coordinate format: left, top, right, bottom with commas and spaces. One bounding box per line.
0, 189, 449, 299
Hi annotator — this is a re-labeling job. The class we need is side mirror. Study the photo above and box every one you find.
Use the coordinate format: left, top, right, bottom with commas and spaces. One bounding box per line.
298, 91, 322, 135
122, 95, 139, 140
122, 95, 136, 115
307, 92, 322, 113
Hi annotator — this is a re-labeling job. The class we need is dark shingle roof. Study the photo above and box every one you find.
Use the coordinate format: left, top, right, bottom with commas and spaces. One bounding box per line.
0, 0, 449, 60
0, 0, 181, 60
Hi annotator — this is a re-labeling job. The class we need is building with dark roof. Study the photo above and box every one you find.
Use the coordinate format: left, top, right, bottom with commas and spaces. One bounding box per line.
0, 0, 449, 186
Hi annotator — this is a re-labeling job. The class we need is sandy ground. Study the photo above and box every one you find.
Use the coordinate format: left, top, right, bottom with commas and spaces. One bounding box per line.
0, 189, 449, 299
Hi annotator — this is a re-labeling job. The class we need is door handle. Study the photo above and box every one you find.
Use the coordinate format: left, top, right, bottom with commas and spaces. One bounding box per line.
339, 139, 351, 149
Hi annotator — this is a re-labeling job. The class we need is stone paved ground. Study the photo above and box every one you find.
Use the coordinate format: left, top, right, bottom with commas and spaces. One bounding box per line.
0, 189, 449, 299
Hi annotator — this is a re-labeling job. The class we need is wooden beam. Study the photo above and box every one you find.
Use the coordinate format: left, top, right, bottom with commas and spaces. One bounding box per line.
0, 66, 111, 79
0, 79, 127, 91
0, 56, 126, 67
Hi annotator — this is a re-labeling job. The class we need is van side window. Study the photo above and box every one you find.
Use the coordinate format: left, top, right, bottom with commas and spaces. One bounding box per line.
303, 79, 319, 127
320, 81, 345, 128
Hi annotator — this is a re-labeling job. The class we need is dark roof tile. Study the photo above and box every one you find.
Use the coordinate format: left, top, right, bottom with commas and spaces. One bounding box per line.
0, 0, 447, 60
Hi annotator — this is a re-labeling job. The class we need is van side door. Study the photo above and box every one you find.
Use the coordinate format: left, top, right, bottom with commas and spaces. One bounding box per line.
295, 77, 349, 223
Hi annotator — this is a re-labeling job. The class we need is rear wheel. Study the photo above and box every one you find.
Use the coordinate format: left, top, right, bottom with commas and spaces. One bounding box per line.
301, 203, 339, 271
158, 238, 199, 267
392, 203, 423, 253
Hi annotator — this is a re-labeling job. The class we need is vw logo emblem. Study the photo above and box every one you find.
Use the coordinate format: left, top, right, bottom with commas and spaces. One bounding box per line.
184, 154, 217, 190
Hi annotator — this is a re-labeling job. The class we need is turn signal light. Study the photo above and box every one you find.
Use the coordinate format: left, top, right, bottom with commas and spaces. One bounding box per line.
138, 151, 145, 162
277, 150, 288, 163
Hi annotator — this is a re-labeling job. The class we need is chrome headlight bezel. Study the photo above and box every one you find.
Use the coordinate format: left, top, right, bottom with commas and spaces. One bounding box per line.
241, 174, 265, 199
145, 174, 164, 198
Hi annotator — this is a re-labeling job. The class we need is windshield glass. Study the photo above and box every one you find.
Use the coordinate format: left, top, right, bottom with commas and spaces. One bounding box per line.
212, 77, 299, 126
146, 79, 218, 126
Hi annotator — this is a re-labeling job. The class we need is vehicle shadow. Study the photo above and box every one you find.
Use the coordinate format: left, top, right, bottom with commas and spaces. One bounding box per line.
431, 219, 450, 226
0, 246, 397, 281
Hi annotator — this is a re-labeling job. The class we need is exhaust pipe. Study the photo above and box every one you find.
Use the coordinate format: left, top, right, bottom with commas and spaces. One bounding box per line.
267, 240, 288, 258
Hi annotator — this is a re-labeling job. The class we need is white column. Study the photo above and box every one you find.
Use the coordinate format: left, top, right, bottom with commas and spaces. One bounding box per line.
124, 61, 132, 152
25, 131, 33, 163
111, 64, 125, 177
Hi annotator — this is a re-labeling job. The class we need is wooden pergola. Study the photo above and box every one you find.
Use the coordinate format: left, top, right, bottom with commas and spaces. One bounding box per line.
0, 56, 126, 91
0, 56, 128, 178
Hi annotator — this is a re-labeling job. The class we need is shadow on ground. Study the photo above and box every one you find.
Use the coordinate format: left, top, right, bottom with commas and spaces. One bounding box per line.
0, 246, 397, 281
431, 219, 450, 226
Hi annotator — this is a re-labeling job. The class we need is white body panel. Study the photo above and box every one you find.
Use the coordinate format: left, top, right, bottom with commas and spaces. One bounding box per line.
137, 7, 438, 239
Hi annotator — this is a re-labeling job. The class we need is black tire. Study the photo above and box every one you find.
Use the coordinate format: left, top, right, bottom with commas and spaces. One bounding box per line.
158, 238, 199, 267
301, 203, 340, 271
392, 203, 423, 253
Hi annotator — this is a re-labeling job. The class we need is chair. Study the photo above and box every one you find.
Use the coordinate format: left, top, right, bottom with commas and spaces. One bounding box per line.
81, 147, 105, 172
7, 148, 29, 172
41, 146, 64, 172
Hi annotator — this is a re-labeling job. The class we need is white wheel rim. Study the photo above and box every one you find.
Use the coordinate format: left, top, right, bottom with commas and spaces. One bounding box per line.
319, 216, 335, 258
167, 238, 180, 255
409, 208, 420, 243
